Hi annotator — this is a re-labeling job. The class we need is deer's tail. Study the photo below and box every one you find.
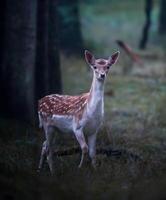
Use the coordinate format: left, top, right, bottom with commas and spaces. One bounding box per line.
38, 112, 43, 128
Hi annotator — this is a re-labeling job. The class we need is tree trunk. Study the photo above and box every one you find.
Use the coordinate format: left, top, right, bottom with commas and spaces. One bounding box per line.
0, 0, 6, 115
48, 0, 62, 94
159, 0, 166, 34
139, 0, 153, 49
35, 0, 62, 101
35, 0, 49, 100
0, 0, 62, 124
57, 0, 84, 56
2, 0, 37, 122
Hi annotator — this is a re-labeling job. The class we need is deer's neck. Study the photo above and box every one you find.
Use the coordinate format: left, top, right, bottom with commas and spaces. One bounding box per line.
87, 73, 105, 113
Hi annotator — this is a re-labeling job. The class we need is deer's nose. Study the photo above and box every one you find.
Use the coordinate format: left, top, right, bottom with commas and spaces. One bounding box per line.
100, 74, 105, 79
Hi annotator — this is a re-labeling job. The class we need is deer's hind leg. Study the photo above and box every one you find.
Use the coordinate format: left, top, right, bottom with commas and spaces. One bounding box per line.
38, 140, 47, 172
45, 126, 56, 174
38, 125, 55, 174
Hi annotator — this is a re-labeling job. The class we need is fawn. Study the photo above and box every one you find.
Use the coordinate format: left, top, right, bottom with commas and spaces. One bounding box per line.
38, 50, 120, 173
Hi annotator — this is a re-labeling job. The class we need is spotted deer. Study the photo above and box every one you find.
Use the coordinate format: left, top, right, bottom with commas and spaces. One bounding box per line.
38, 50, 120, 173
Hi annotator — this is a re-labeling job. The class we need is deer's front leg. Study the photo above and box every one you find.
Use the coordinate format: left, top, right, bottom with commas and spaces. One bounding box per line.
88, 133, 97, 167
74, 129, 88, 168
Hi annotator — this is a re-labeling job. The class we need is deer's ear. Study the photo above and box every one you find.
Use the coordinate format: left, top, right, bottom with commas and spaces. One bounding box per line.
85, 50, 95, 65
108, 51, 120, 65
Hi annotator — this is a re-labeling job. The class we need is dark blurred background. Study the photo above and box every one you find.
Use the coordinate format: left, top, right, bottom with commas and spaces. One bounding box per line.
0, 0, 166, 200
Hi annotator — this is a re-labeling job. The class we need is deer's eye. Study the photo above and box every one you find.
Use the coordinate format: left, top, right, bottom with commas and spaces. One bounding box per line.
107, 66, 110, 69
93, 66, 97, 69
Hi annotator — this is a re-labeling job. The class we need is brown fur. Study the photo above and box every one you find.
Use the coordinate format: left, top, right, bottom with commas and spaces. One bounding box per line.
38, 93, 89, 118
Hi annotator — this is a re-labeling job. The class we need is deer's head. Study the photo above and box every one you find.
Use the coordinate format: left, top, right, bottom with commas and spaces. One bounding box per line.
85, 50, 120, 81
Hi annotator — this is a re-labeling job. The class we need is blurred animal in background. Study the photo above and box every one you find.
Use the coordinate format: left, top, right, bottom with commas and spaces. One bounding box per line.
116, 40, 143, 66
116, 39, 164, 76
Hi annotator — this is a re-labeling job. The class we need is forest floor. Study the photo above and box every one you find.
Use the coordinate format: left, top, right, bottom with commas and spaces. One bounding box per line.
1, 0, 166, 200
0, 56, 166, 200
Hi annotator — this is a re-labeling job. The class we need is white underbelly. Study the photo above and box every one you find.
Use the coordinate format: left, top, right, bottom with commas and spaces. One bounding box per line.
52, 114, 73, 133
50, 109, 103, 135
